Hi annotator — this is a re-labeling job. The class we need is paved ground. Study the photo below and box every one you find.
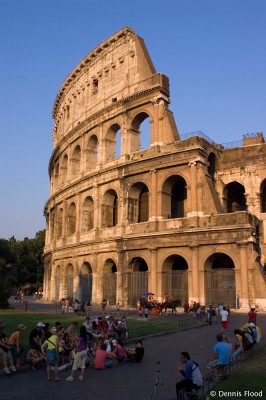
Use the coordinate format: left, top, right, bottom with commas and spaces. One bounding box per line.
2, 303, 265, 400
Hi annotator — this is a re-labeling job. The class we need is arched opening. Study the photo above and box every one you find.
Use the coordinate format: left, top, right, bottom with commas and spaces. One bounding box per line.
102, 189, 118, 227
128, 182, 149, 223
162, 255, 188, 303
207, 152, 216, 180
131, 112, 150, 151
86, 134, 98, 167
65, 264, 74, 299
67, 202, 76, 236
71, 145, 81, 178
79, 262, 92, 303
204, 253, 235, 307
162, 175, 187, 218
106, 124, 121, 161
224, 181, 247, 213
57, 208, 63, 239
61, 154, 68, 183
54, 266, 60, 301
103, 259, 117, 305
128, 257, 148, 306
82, 197, 94, 232
260, 179, 266, 213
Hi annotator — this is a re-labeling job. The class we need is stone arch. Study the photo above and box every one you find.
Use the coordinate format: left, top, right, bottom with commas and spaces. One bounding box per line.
86, 134, 98, 167
204, 253, 236, 307
57, 207, 63, 239
67, 202, 76, 235
130, 111, 151, 152
65, 263, 74, 299
207, 152, 216, 180
82, 196, 94, 232
260, 178, 266, 213
102, 259, 117, 305
128, 182, 149, 223
105, 123, 121, 161
79, 262, 93, 303
71, 145, 81, 178
161, 175, 188, 219
102, 189, 118, 227
223, 181, 247, 212
127, 257, 148, 306
161, 255, 188, 303
61, 154, 68, 183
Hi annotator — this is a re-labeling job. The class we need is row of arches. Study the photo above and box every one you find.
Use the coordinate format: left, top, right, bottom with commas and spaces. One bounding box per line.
52, 114, 150, 190
53, 253, 236, 307
47, 177, 266, 240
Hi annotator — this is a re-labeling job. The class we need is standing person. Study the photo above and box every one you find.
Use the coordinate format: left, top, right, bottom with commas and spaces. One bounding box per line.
0, 332, 17, 374
85, 299, 91, 316
220, 306, 229, 332
211, 305, 218, 323
41, 327, 61, 381
66, 326, 88, 381
176, 352, 203, 399
101, 299, 107, 313
144, 306, 149, 319
183, 300, 189, 313
248, 307, 257, 324
7, 324, 26, 369
164, 292, 169, 303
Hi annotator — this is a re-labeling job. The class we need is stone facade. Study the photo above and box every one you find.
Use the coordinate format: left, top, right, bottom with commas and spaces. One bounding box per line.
43, 27, 266, 310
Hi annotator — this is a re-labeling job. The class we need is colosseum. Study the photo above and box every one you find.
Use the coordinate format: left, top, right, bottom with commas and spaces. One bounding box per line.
43, 26, 266, 310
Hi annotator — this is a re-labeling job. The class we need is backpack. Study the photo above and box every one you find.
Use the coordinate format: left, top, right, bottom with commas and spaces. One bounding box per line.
241, 331, 253, 351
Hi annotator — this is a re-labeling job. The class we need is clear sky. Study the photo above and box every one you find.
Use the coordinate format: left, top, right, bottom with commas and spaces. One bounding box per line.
0, 0, 265, 240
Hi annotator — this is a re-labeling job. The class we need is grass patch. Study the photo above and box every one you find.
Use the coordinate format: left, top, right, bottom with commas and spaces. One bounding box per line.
0, 309, 200, 349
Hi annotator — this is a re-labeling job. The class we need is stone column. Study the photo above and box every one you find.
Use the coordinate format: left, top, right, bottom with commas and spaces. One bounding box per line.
149, 169, 157, 220
61, 262, 68, 299
149, 248, 158, 297
190, 245, 199, 301
188, 161, 198, 215
93, 184, 100, 233
238, 242, 250, 310
76, 193, 81, 242
116, 251, 125, 305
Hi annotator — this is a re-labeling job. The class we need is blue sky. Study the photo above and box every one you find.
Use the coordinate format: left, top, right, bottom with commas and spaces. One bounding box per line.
0, 0, 265, 240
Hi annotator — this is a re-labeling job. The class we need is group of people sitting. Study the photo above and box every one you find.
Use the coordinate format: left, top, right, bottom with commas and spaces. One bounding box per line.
175, 311, 262, 400
0, 315, 144, 381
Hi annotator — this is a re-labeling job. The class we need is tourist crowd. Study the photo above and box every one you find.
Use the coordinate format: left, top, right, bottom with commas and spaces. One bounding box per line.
0, 314, 144, 382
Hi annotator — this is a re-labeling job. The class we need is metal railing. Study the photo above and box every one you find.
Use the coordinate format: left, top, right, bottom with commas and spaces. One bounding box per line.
128, 315, 206, 340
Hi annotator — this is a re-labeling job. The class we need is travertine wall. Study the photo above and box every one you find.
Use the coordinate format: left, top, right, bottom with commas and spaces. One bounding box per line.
43, 27, 266, 310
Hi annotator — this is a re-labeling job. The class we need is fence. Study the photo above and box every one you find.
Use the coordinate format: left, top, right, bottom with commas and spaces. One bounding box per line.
128, 315, 206, 340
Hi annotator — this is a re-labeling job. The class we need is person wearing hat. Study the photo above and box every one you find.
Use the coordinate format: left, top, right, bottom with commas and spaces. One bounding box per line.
126, 340, 144, 363
7, 324, 26, 369
29, 322, 45, 352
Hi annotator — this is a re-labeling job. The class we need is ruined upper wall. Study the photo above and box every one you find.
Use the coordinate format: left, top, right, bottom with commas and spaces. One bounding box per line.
52, 27, 165, 145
